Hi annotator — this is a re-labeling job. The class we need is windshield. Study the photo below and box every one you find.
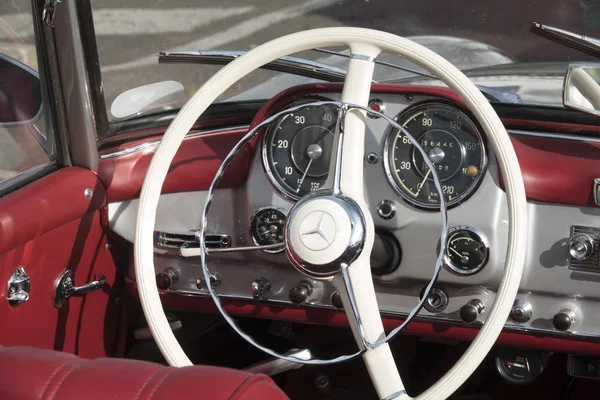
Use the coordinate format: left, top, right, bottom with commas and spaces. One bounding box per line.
92, 0, 600, 121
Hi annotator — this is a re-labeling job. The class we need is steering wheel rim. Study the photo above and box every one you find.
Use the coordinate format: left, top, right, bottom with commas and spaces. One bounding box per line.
134, 28, 527, 400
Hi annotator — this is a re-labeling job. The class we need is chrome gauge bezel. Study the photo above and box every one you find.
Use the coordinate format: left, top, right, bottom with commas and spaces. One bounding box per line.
250, 206, 288, 253
443, 225, 490, 276
261, 97, 337, 202
382, 101, 488, 210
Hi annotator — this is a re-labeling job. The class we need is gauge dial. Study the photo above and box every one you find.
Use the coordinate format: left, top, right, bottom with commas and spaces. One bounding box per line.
250, 207, 287, 253
263, 103, 338, 200
444, 226, 489, 275
384, 102, 486, 209
495, 348, 547, 385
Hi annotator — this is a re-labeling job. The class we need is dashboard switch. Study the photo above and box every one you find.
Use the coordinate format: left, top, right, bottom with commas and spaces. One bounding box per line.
553, 309, 576, 331
289, 281, 313, 304
510, 299, 533, 323
156, 268, 178, 290
460, 299, 485, 324
195, 273, 220, 290
376, 200, 396, 220
569, 234, 595, 261
251, 277, 271, 300
422, 286, 448, 313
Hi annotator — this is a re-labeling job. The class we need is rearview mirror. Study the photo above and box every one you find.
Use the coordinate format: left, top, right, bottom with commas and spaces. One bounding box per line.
0, 53, 42, 125
110, 81, 184, 119
563, 63, 600, 117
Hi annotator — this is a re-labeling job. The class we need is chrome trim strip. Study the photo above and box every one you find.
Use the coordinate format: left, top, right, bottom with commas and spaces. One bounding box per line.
161, 287, 600, 342
508, 129, 600, 143
99, 125, 250, 159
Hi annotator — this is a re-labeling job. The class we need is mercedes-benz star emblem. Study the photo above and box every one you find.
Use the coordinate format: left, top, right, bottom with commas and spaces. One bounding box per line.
299, 211, 337, 251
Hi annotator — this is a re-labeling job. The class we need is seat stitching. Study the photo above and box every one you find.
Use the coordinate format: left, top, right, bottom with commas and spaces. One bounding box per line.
146, 368, 176, 400
134, 368, 169, 400
40, 359, 83, 399
43, 360, 86, 400
227, 375, 272, 400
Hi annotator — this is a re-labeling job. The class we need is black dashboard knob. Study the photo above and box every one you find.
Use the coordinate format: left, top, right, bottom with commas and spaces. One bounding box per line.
331, 291, 344, 309
156, 268, 178, 290
460, 299, 485, 324
289, 282, 313, 304
553, 309, 575, 331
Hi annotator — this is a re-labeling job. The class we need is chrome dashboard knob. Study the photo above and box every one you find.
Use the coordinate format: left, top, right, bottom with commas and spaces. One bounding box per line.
569, 234, 595, 260
251, 277, 271, 300
553, 309, 576, 331
509, 299, 532, 323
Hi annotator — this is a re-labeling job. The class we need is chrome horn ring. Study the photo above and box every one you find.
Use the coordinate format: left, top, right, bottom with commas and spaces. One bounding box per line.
197, 100, 448, 364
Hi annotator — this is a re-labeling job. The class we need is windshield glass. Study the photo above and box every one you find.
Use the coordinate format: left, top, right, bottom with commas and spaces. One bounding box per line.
92, 0, 600, 121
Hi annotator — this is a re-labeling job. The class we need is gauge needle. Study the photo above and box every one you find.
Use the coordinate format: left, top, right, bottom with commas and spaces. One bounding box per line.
296, 158, 314, 193
295, 143, 322, 193
449, 246, 463, 258
415, 168, 431, 197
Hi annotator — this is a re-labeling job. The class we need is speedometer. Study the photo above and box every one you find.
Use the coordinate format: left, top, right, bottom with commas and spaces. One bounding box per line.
383, 102, 487, 209
262, 103, 338, 200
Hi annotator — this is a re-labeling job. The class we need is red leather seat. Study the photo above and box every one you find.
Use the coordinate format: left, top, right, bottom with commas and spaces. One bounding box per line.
0, 346, 289, 400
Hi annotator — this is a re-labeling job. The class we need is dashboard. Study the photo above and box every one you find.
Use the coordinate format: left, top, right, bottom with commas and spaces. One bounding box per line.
104, 84, 600, 355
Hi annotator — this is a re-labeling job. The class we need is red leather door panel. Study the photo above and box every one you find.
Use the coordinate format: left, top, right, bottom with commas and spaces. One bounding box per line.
0, 167, 122, 358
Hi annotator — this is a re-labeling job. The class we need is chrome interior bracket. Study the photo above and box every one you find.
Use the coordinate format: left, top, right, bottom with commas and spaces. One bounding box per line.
42, 0, 62, 28
7, 267, 30, 307
54, 269, 106, 308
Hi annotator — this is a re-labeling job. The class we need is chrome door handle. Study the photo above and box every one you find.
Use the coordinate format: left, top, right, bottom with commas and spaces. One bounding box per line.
54, 270, 106, 308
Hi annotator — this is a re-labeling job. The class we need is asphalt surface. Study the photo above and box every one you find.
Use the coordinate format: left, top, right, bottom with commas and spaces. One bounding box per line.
2, 0, 600, 118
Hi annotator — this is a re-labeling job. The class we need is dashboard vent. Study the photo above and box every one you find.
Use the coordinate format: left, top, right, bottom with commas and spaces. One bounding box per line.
154, 231, 231, 250
569, 225, 600, 272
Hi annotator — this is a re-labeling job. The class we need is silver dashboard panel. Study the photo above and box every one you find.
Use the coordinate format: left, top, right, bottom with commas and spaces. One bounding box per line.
110, 93, 600, 340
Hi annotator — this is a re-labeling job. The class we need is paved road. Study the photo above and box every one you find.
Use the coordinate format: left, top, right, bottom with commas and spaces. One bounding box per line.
2, 0, 599, 117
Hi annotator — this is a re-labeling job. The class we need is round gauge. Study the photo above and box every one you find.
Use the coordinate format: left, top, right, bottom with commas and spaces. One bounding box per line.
262, 103, 338, 200
495, 348, 547, 385
444, 226, 489, 275
383, 102, 487, 209
250, 207, 288, 253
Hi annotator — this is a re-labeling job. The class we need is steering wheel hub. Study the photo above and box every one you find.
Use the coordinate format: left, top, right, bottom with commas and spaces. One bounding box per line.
285, 194, 365, 277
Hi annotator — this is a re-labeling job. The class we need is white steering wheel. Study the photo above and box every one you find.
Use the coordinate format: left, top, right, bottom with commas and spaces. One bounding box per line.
134, 28, 527, 400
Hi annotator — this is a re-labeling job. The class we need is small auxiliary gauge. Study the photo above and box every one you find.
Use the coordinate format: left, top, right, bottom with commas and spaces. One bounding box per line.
444, 226, 489, 275
250, 207, 288, 253
495, 348, 548, 385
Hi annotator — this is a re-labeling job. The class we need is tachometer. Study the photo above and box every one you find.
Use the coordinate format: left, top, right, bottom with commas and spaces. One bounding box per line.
262, 103, 338, 200
383, 102, 486, 209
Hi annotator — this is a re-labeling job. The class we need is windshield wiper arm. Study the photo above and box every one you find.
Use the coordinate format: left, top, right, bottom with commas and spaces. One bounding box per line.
531, 22, 600, 58
159, 49, 520, 104
159, 50, 376, 83
313, 48, 437, 79
313, 48, 522, 104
